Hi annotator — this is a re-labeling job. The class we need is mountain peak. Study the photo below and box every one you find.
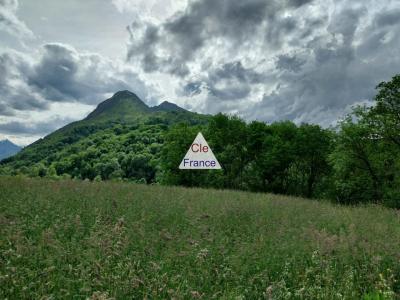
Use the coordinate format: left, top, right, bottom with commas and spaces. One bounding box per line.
152, 101, 187, 112
86, 90, 150, 120
112, 90, 138, 98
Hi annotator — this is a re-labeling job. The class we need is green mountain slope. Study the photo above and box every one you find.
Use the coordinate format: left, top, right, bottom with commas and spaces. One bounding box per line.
0, 91, 209, 182
85, 90, 151, 121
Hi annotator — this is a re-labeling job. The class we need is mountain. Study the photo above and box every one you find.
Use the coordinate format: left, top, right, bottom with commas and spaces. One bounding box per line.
85, 90, 151, 121
0, 139, 21, 161
151, 101, 187, 112
86, 91, 189, 121
0, 91, 209, 181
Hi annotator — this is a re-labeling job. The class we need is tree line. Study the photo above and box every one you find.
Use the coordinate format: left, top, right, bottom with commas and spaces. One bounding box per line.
160, 75, 400, 208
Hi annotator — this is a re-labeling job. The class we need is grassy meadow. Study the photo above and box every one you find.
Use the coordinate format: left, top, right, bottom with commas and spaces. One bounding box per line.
0, 177, 399, 299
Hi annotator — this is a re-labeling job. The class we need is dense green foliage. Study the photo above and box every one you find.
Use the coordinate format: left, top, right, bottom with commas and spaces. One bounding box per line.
329, 75, 400, 207
2, 76, 400, 207
160, 117, 333, 199
0, 177, 399, 299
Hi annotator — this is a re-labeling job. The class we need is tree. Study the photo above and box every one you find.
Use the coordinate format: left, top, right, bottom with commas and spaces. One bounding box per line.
292, 124, 332, 198
250, 121, 298, 194
369, 75, 400, 148
205, 114, 248, 189
331, 115, 385, 204
159, 123, 207, 186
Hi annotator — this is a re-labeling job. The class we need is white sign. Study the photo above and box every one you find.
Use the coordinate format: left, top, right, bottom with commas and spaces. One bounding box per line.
179, 132, 221, 169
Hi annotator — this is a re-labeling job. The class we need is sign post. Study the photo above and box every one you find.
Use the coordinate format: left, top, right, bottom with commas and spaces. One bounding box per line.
179, 132, 221, 169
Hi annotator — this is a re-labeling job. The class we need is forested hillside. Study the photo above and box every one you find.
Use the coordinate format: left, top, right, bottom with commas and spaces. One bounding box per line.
1, 76, 400, 208
0, 90, 209, 183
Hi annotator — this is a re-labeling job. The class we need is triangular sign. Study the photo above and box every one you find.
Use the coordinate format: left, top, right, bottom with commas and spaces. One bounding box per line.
179, 132, 221, 169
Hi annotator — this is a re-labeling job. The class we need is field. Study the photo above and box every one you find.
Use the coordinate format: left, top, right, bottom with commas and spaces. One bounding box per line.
0, 177, 399, 299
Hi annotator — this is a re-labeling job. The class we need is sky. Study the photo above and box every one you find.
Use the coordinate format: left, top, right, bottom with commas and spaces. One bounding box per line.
0, 0, 399, 145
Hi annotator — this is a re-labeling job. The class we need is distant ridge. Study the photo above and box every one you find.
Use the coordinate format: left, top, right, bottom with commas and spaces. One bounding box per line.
85, 91, 187, 121
0, 139, 21, 161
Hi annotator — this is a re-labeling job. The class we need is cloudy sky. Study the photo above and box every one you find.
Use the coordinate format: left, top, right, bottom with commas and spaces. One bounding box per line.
0, 0, 399, 145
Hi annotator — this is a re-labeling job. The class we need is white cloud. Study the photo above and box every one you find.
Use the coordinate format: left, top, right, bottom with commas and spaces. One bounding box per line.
111, 0, 188, 23
0, 0, 34, 39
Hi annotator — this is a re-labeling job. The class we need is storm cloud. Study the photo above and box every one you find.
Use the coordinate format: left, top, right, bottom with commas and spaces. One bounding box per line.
127, 0, 305, 76
28, 43, 152, 105
126, 0, 400, 126
0, 116, 74, 135
0, 42, 155, 113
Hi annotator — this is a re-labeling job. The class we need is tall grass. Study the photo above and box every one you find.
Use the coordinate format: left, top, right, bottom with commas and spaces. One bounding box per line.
0, 177, 399, 299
